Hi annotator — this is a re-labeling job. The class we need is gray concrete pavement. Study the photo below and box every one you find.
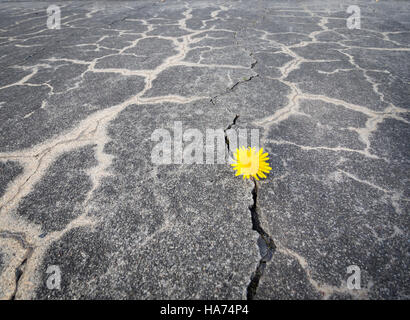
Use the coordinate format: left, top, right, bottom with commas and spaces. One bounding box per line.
0, 0, 409, 299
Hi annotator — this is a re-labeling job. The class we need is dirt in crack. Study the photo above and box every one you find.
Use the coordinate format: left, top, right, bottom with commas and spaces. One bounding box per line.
247, 177, 276, 300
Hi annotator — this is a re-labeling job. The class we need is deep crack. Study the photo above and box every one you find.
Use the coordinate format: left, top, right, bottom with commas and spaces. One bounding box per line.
222, 119, 275, 300
246, 178, 276, 300
223, 114, 239, 154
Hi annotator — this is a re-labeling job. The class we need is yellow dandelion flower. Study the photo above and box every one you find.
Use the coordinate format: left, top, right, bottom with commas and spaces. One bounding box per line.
231, 146, 272, 180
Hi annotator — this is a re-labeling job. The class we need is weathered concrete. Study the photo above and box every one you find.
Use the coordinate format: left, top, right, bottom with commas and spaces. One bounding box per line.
0, 0, 408, 300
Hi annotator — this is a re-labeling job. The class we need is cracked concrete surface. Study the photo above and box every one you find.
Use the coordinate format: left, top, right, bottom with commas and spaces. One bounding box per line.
0, 0, 409, 300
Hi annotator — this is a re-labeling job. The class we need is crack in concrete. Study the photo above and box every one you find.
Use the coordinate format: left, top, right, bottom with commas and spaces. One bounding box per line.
222, 116, 274, 300
246, 178, 276, 300
0, 4, 226, 299
223, 114, 239, 155
210, 52, 258, 105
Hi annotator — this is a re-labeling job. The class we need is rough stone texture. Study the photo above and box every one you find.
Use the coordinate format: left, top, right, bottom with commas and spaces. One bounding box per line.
0, 161, 23, 198
0, 0, 409, 300
16, 145, 97, 233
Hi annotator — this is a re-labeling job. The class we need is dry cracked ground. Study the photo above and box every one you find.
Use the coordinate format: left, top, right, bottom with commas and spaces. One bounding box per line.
0, 0, 409, 300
